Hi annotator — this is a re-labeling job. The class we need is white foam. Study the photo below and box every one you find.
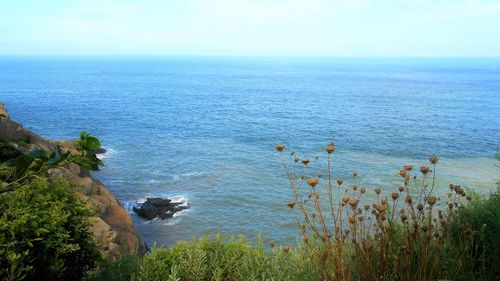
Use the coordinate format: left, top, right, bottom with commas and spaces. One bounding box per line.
96, 147, 117, 160
171, 172, 206, 182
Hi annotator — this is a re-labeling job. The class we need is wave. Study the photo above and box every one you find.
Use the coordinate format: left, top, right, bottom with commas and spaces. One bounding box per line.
96, 147, 117, 160
172, 172, 206, 182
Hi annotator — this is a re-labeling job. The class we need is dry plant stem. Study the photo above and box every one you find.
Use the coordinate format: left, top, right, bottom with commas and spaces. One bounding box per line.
327, 154, 337, 232
280, 157, 321, 238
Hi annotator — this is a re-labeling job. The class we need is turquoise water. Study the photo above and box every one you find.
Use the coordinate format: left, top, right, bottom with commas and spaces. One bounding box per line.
1, 57, 499, 246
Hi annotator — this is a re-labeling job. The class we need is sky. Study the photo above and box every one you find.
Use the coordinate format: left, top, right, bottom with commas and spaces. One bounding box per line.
0, 0, 499, 56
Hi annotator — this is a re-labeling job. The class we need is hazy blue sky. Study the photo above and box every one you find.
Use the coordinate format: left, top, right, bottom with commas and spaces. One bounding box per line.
1, 0, 499, 56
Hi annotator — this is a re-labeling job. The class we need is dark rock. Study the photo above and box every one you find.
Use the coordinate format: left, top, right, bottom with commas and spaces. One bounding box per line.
133, 197, 188, 220
147, 197, 171, 207
95, 147, 107, 154
133, 201, 159, 220
158, 211, 174, 219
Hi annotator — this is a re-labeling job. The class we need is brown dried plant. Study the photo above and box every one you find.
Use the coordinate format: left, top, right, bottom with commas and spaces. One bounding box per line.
277, 143, 472, 281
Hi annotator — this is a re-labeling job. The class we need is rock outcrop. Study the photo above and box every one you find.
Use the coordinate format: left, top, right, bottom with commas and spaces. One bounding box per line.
133, 197, 188, 220
0, 102, 147, 260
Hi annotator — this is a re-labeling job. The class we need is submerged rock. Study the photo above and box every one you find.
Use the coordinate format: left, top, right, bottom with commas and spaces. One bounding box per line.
133, 197, 188, 220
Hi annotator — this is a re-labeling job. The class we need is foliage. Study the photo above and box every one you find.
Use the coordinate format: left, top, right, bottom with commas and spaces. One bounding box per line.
0, 131, 103, 192
89, 235, 320, 281
87, 256, 141, 281
0, 178, 99, 281
449, 190, 500, 281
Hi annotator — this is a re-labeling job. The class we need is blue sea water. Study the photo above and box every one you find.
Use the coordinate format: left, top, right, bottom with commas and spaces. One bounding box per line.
1, 56, 499, 246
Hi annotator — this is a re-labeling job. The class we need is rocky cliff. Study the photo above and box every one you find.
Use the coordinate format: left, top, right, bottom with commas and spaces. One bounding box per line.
0, 102, 147, 260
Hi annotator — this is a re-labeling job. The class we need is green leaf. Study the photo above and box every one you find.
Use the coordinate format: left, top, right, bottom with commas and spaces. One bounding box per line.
27, 150, 47, 160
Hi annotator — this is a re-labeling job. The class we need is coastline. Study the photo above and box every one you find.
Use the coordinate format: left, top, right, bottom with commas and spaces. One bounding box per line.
0, 102, 147, 260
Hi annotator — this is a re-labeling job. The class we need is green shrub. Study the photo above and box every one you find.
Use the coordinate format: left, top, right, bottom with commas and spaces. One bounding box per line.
450, 190, 500, 281
127, 235, 318, 281
87, 256, 141, 281
0, 178, 99, 281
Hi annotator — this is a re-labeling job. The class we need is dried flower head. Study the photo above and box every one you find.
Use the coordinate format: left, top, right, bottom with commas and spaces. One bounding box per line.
352, 185, 358, 191
405, 196, 412, 204
352, 171, 358, 177
302, 159, 310, 166
287, 201, 296, 209
420, 166, 430, 174
348, 215, 356, 224
360, 187, 366, 194
270, 241, 275, 248
403, 165, 413, 171
391, 192, 399, 200
399, 170, 407, 177
325, 143, 335, 154
401, 214, 408, 222
275, 144, 285, 152
294, 156, 300, 163
417, 203, 424, 211
427, 196, 437, 206
364, 204, 370, 211
374, 187, 382, 195
399, 186, 404, 192
429, 155, 439, 164
348, 199, 359, 209
307, 177, 319, 188
466, 195, 472, 201
283, 246, 290, 254
337, 178, 344, 186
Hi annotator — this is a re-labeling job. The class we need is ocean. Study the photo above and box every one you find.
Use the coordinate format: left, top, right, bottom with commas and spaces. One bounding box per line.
1, 56, 499, 246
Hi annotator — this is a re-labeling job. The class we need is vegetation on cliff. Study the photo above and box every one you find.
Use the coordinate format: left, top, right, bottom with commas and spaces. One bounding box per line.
0, 133, 103, 280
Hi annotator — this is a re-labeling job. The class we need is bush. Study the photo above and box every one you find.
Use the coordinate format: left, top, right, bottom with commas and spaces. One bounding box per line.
450, 190, 500, 281
0, 178, 99, 281
90, 235, 319, 281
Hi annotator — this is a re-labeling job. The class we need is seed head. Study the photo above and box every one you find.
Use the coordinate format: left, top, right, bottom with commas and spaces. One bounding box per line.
352, 171, 358, 177
374, 187, 382, 195
287, 201, 296, 209
352, 185, 358, 191
348, 199, 359, 209
405, 196, 412, 204
307, 177, 319, 187
420, 166, 430, 174
337, 178, 344, 186
275, 144, 285, 152
360, 187, 366, 194
348, 215, 356, 224
283, 246, 290, 254
417, 203, 424, 211
399, 186, 404, 192
449, 184, 455, 190
429, 155, 439, 164
364, 204, 370, 211
325, 143, 335, 154
401, 214, 408, 222
427, 196, 437, 206
294, 157, 300, 163
403, 165, 413, 171
302, 159, 310, 166
270, 241, 275, 248
399, 170, 407, 177
391, 192, 399, 200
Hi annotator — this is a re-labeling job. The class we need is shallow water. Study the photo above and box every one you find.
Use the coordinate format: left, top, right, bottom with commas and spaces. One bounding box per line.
1, 57, 499, 246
